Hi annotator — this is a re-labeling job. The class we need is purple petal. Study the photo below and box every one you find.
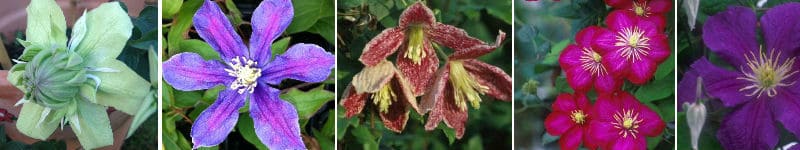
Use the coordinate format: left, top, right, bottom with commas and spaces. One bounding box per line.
260, 43, 334, 85
761, 2, 800, 55
771, 89, 800, 138
250, 0, 293, 65
677, 68, 700, 111
249, 86, 305, 149
163, 52, 233, 91
701, 6, 758, 66
194, 0, 248, 62
191, 89, 247, 148
717, 99, 778, 150
692, 58, 752, 107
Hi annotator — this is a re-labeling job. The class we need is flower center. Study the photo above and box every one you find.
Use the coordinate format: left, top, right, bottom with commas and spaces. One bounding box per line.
612, 109, 643, 139
405, 26, 427, 64
449, 61, 489, 111
570, 110, 588, 125
631, 1, 650, 16
372, 84, 396, 113
225, 56, 261, 94
614, 27, 651, 61
737, 50, 797, 98
579, 47, 607, 76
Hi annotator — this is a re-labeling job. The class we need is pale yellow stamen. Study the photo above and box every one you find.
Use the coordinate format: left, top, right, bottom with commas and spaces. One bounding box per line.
737, 49, 797, 98
631, 1, 650, 16
405, 26, 427, 64
612, 109, 643, 139
449, 61, 489, 111
579, 47, 607, 76
225, 56, 261, 94
614, 27, 651, 61
372, 84, 396, 113
570, 110, 588, 125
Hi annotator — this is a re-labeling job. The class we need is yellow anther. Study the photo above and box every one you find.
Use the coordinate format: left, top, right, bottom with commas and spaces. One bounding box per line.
570, 110, 587, 124
449, 61, 489, 111
372, 84, 396, 113
405, 26, 427, 64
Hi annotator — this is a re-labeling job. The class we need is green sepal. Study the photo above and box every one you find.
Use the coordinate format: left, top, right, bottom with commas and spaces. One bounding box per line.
70, 2, 133, 65
70, 100, 113, 149
7, 63, 27, 91
93, 59, 150, 115
15, 103, 60, 140
127, 89, 157, 138
25, 0, 67, 48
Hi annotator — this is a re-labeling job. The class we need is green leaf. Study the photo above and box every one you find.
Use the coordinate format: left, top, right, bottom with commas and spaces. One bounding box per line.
71, 100, 113, 149
70, 2, 134, 65
336, 108, 351, 140
237, 115, 268, 150
167, 0, 203, 54
466, 136, 484, 150
25, 0, 67, 48
542, 132, 559, 145
94, 59, 151, 115
634, 76, 674, 103
280, 86, 334, 119
658, 100, 676, 122
271, 37, 292, 57
128, 90, 157, 137
351, 126, 378, 149
162, 0, 183, 19
177, 39, 219, 60
307, 16, 336, 44
202, 86, 225, 103
541, 40, 570, 65
173, 90, 201, 107
15, 103, 59, 140
285, 0, 334, 34
439, 123, 457, 144
654, 53, 675, 80
646, 133, 663, 149
224, 0, 244, 25
485, 1, 512, 24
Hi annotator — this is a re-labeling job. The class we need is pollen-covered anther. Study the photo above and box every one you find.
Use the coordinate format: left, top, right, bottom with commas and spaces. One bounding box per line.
579, 47, 607, 75
612, 109, 643, 139
570, 110, 588, 125
615, 27, 651, 61
449, 61, 489, 111
225, 56, 262, 94
404, 26, 427, 64
631, 1, 651, 16
372, 85, 397, 113
737, 50, 798, 98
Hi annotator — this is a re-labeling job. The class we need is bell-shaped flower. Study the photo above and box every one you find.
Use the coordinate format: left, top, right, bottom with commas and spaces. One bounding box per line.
340, 60, 420, 132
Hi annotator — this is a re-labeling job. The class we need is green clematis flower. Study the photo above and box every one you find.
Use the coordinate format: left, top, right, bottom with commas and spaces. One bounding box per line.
6, 0, 151, 149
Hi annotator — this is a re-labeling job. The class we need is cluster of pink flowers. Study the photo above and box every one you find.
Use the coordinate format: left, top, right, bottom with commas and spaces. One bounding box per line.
546, 0, 670, 149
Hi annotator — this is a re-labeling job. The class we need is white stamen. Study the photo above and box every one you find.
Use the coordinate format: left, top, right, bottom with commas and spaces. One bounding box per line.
614, 27, 651, 61
224, 56, 262, 94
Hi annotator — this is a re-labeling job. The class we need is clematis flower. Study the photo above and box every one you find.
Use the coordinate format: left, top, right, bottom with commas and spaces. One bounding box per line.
559, 26, 622, 94
162, 0, 334, 149
340, 60, 420, 132
5, 0, 152, 149
594, 10, 671, 84
359, 2, 508, 96
604, 0, 671, 30
544, 93, 596, 150
588, 91, 665, 150
421, 31, 509, 139
677, 3, 800, 149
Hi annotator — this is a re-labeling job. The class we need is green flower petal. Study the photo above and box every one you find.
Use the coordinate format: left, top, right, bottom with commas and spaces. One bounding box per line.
92, 59, 150, 114
70, 100, 112, 149
15, 103, 60, 140
70, 2, 133, 65
25, 0, 67, 48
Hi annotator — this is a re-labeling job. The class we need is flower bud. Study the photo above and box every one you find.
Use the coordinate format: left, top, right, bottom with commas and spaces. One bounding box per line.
23, 47, 87, 109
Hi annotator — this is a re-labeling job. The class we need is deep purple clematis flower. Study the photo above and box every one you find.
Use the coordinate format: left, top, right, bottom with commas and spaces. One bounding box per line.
677, 3, 800, 149
163, 0, 334, 149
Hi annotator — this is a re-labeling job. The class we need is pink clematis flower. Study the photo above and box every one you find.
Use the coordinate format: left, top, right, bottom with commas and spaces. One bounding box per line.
544, 93, 597, 150
359, 2, 507, 96
340, 60, 420, 132
604, 0, 672, 30
588, 91, 665, 150
594, 10, 671, 84
559, 26, 622, 94
421, 31, 509, 139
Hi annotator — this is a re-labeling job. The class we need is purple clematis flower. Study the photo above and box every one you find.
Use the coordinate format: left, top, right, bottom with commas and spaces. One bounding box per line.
163, 0, 334, 149
678, 3, 800, 149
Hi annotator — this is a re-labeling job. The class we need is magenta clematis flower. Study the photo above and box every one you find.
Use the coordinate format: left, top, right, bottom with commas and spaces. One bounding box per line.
340, 60, 420, 132
604, 0, 671, 30
677, 3, 800, 149
588, 91, 665, 150
162, 0, 334, 149
594, 10, 671, 84
421, 32, 509, 139
559, 26, 622, 94
544, 93, 597, 150
359, 2, 507, 96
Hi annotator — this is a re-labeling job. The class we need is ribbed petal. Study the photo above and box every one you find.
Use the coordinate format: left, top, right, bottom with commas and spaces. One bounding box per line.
249, 0, 293, 65
249, 86, 305, 149
628, 58, 657, 84
424, 82, 467, 139
340, 84, 367, 118
359, 28, 405, 66
702, 6, 758, 66
610, 136, 647, 150
575, 26, 602, 46
594, 72, 621, 94
603, 0, 632, 8
605, 10, 636, 31
194, 0, 247, 62
463, 60, 512, 101
565, 66, 593, 93
163, 52, 233, 91
677, 69, 700, 111
545, 112, 575, 135
397, 40, 438, 96
587, 118, 618, 146
398, 2, 435, 28
351, 60, 396, 93
592, 28, 617, 54
761, 2, 800, 55
259, 43, 334, 85
559, 128, 584, 150
771, 89, 800, 138
551, 93, 589, 113
420, 65, 449, 113
191, 89, 246, 148
649, 0, 673, 14
717, 99, 778, 150
435, 27, 506, 60
559, 45, 584, 70
691, 58, 752, 107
